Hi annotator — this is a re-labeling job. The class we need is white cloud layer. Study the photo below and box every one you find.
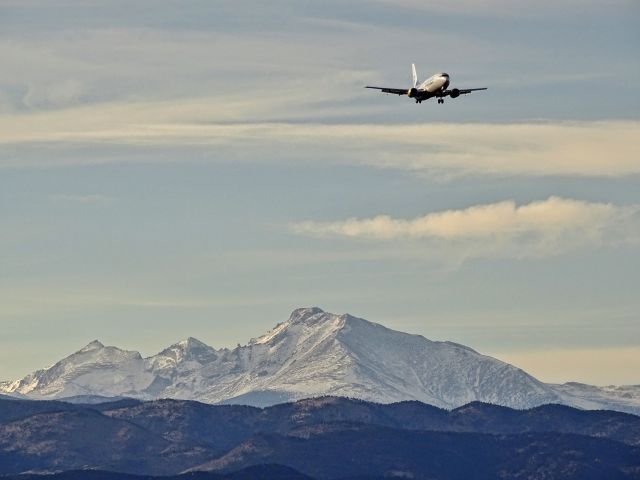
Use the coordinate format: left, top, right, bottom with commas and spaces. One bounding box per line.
1, 112, 638, 177
292, 197, 640, 259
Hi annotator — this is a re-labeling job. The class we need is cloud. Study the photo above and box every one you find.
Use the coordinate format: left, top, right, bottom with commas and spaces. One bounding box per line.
278, 121, 640, 178
1, 110, 639, 177
292, 197, 640, 259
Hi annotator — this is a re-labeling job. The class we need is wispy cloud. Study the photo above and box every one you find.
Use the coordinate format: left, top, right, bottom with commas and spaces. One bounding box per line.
2, 115, 637, 177
292, 197, 640, 259
277, 121, 640, 178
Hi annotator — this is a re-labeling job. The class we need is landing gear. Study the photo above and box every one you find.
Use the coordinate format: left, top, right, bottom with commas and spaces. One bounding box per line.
437, 98, 444, 104
416, 99, 422, 104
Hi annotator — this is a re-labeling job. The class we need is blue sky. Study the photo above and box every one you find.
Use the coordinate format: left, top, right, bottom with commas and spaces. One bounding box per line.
1, 0, 639, 384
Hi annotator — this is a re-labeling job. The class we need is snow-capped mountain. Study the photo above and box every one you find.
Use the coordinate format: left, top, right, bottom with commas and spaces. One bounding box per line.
0, 340, 155, 399
1, 307, 638, 413
552, 382, 640, 413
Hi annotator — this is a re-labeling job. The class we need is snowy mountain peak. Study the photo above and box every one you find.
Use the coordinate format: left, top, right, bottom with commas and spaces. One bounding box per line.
74, 340, 144, 362
79, 340, 105, 353
253, 307, 350, 347
183, 336, 205, 346
173, 337, 210, 351
280, 307, 370, 336
1, 340, 150, 398
287, 306, 328, 324
153, 337, 218, 366
2, 307, 639, 414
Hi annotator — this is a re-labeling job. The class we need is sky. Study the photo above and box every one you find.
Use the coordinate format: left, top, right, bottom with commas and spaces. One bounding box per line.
1, 0, 639, 385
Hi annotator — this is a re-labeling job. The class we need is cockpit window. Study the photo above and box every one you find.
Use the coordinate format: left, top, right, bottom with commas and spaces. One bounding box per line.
441, 73, 449, 77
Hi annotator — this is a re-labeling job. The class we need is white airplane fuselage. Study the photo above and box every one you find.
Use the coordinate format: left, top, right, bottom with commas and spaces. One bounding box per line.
409, 73, 450, 102
417, 73, 450, 93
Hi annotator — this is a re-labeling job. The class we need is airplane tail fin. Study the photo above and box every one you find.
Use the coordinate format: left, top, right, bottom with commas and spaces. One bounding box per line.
411, 63, 418, 88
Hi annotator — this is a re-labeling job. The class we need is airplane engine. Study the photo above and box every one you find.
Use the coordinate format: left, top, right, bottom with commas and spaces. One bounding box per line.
407, 88, 418, 98
450, 88, 460, 98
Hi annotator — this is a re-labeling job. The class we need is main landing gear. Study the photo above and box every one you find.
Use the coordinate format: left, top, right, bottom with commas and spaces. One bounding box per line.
437, 98, 444, 104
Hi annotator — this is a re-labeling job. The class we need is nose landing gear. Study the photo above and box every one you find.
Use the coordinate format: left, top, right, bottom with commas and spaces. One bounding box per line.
437, 98, 444, 104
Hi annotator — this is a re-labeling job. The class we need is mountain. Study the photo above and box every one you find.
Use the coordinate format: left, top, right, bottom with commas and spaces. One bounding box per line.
0, 340, 154, 399
1, 308, 638, 413
6, 395, 638, 450
553, 382, 640, 413
103, 396, 640, 448
0, 465, 314, 480
0, 407, 209, 475
1, 396, 640, 478
192, 427, 640, 480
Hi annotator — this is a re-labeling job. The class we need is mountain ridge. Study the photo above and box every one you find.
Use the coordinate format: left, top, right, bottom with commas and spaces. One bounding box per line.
1, 395, 640, 477
1, 307, 639, 414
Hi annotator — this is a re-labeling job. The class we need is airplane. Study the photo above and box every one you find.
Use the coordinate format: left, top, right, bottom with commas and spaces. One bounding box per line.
366, 64, 487, 104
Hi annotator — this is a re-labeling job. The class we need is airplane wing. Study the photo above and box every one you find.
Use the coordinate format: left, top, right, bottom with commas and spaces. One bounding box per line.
445, 87, 487, 96
365, 86, 408, 96
457, 87, 487, 94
